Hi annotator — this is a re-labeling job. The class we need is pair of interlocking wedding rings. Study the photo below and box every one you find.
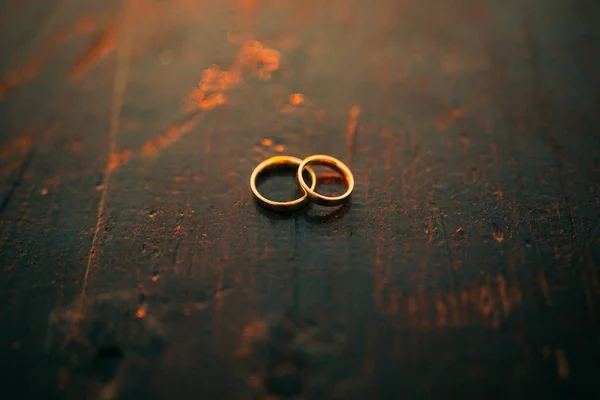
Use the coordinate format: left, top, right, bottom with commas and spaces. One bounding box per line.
250, 154, 354, 212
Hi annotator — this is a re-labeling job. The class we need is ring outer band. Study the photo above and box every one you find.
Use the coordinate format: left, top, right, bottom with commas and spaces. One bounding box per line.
296, 154, 354, 207
250, 155, 317, 212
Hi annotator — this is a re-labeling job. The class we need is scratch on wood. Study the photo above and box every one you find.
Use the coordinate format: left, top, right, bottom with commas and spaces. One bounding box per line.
105, 113, 202, 171
0, 0, 69, 99
479, 284, 494, 318
496, 274, 512, 316
0, 51, 49, 100
0, 133, 31, 176
79, 0, 138, 302
104, 38, 284, 165
395, 282, 526, 330
187, 39, 280, 113
537, 270, 551, 306
0, 10, 107, 99
1, 51, 32, 94
70, 21, 119, 81
141, 114, 202, 157
0, 150, 35, 217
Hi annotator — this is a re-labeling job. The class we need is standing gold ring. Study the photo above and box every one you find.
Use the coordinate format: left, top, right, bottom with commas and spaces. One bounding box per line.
296, 154, 354, 207
250, 156, 317, 212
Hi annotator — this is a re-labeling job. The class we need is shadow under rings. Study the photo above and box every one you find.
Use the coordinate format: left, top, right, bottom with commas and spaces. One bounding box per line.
254, 174, 351, 223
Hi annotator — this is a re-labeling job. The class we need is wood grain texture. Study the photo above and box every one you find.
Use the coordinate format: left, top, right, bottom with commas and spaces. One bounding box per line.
1, 0, 599, 398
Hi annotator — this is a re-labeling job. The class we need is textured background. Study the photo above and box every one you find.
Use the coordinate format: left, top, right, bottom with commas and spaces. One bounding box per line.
0, 0, 599, 398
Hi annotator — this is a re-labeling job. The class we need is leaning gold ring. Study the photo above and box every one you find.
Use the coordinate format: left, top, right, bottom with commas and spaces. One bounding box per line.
250, 156, 317, 212
296, 154, 354, 207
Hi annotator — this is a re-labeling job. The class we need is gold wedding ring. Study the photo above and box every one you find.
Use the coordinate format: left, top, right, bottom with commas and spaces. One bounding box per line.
296, 154, 354, 207
250, 156, 317, 212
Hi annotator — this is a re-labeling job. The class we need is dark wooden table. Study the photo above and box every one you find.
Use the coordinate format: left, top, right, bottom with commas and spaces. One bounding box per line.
1, 0, 599, 398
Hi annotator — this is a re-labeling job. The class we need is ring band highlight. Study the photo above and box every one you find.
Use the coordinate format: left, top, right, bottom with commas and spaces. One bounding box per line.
250, 156, 317, 212
296, 154, 354, 207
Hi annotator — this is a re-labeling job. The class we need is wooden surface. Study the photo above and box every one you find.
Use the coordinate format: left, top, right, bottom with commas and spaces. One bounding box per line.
1, 0, 599, 398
